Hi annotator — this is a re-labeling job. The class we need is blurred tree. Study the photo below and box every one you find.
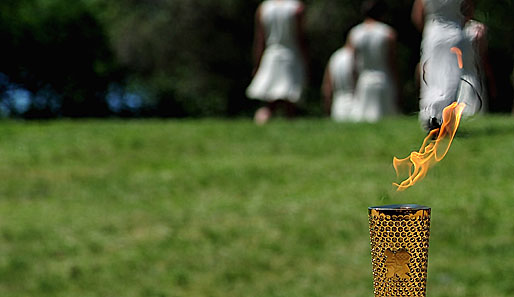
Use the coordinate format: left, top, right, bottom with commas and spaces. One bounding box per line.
88, 0, 260, 117
0, 0, 121, 118
473, 0, 514, 112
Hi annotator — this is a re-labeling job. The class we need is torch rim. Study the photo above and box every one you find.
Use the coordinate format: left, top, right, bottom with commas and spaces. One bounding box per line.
368, 204, 430, 211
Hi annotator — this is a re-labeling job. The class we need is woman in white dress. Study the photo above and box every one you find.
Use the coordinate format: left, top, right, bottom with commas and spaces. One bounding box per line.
322, 42, 356, 122
412, 0, 482, 131
347, 0, 399, 123
246, 0, 308, 124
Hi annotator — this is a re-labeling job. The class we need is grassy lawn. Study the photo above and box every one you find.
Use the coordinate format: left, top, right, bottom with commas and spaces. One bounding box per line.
0, 115, 513, 297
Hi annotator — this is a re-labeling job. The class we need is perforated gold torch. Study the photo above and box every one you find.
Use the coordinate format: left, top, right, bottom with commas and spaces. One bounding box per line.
368, 204, 431, 297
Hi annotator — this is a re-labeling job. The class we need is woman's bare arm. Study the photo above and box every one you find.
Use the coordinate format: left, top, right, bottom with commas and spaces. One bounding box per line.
411, 0, 425, 32
252, 6, 266, 76
322, 66, 333, 116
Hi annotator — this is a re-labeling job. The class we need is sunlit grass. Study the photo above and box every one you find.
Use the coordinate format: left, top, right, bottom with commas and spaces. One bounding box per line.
0, 116, 513, 297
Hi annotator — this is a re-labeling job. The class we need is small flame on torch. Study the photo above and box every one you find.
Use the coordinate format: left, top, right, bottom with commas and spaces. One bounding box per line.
393, 102, 466, 191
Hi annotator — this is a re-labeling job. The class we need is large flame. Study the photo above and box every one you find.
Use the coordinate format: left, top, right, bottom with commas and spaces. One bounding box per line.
393, 102, 466, 191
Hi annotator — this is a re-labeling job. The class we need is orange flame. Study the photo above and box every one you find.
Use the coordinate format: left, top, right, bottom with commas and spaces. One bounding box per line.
450, 47, 463, 69
393, 102, 466, 191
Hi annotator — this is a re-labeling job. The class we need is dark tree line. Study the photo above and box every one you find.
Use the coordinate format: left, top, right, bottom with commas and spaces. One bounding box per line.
0, 0, 120, 117
1, 0, 513, 118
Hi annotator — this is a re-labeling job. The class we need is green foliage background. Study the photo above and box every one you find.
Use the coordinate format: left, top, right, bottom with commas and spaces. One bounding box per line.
1, 0, 513, 117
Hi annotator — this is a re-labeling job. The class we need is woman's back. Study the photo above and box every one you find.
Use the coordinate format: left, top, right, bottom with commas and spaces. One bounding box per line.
246, 0, 306, 104
424, 0, 464, 25
350, 22, 393, 74
260, 0, 301, 49
347, 19, 398, 122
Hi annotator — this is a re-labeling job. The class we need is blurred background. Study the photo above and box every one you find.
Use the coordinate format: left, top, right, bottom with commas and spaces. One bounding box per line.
1, 0, 513, 119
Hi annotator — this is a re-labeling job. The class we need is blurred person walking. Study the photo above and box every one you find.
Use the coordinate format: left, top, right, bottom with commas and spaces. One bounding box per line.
246, 0, 308, 125
346, 0, 400, 123
462, 1, 496, 113
412, 0, 482, 131
322, 38, 356, 121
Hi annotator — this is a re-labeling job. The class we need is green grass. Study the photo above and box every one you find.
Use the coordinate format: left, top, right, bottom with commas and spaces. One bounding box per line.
0, 116, 513, 297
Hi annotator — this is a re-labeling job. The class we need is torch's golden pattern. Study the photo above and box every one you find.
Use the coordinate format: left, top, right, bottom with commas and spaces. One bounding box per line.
369, 208, 431, 297
385, 249, 411, 279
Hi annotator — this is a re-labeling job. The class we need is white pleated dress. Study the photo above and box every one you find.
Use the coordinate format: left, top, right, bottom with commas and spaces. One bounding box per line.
419, 0, 481, 129
246, 0, 306, 103
327, 47, 356, 121
349, 22, 397, 123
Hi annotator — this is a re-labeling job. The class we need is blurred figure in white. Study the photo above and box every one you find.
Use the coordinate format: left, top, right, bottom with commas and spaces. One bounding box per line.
462, 1, 496, 113
322, 38, 356, 121
347, 0, 400, 123
246, 0, 308, 125
412, 0, 482, 131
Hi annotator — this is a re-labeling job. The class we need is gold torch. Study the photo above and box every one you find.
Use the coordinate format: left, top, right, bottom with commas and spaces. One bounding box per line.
368, 204, 431, 297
